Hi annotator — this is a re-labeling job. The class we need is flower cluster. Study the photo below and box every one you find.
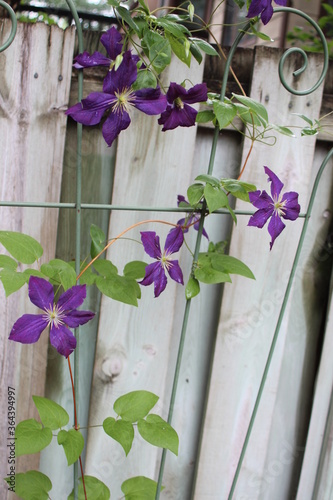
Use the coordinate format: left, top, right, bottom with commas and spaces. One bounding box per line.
66, 27, 208, 147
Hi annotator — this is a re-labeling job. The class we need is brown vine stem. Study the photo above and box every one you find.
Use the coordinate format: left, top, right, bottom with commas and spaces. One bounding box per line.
76, 219, 179, 281
68, 357, 87, 500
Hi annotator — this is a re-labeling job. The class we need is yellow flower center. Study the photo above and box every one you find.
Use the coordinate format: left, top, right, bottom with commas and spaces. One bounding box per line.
273, 194, 286, 217
43, 304, 65, 329
174, 97, 184, 109
113, 88, 135, 114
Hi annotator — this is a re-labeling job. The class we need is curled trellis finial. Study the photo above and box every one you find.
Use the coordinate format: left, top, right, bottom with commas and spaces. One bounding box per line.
0, 0, 17, 53
275, 7, 329, 96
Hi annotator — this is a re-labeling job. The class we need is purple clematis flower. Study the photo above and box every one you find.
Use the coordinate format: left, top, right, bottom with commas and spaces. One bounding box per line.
73, 26, 123, 69
248, 166, 300, 250
9, 276, 95, 358
139, 226, 184, 297
66, 51, 167, 147
247, 0, 287, 25
158, 82, 208, 131
176, 195, 209, 239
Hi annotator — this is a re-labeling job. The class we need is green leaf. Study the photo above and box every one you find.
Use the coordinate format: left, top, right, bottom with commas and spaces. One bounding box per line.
269, 123, 296, 137
116, 6, 140, 32
187, 183, 204, 206
165, 32, 191, 67
157, 18, 190, 38
0, 231, 43, 264
210, 254, 255, 279
301, 127, 318, 136
196, 110, 215, 123
195, 174, 220, 186
15, 419, 52, 456
132, 69, 157, 90
137, 414, 179, 455
0, 254, 17, 269
143, 29, 171, 73
185, 277, 200, 299
221, 179, 257, 202
0, 269, 28, 296
103, 417, 134, 456
234, 102, 262, 126
68, 475, 110, 500
137, 0, 150, 15
194, 264, 231, 284
96, 274, 140, 306
93, 259, 118, 277
233, 94, 268, 124
40, 259, 77, 290
251, 25, 274, 42
123, 261, 148, 280
5, 470, 52, 500
114, 390, 159, 422
292, 113, 313, 126
189, 37, 219, 56
90, 224, 106, 259
204, 184, 229, 213
213, 101, 237, 129
57, 429, 84, 466
32, 396, 69, 431
121, 476, 162, 499
189, 41, 203, 64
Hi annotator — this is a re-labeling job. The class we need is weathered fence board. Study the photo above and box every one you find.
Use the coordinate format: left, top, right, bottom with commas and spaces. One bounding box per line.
194, 47, 329, 499
0, 20, 75, 500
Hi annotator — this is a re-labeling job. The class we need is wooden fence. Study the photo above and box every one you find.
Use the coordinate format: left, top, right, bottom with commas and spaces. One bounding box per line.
1, 19, 333, 500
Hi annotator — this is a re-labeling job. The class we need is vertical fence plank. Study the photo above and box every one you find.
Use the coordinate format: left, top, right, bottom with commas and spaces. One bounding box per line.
84, 55, 206, 497
0, 20, 75, 499
194, 47, 327, 499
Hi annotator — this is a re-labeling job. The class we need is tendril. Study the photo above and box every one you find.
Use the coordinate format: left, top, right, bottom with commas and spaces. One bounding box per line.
274, 7, 329, 96
0, 0, 17, 53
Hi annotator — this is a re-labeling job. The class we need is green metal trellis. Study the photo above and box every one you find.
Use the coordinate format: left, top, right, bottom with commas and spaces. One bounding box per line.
0, 2, 332, 499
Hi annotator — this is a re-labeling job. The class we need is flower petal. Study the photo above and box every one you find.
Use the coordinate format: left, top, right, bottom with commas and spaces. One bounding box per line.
102, 110, 131, 147
249, 189, 273, 210
65, 310, 95, 328
9, 314, 47, 344
57, 284, 87, 311
248, 207, 274, 229
165, 225, 184, 255
28, 276, 54, 310
140, 231, 162, 259
281, 191, 301, 220
100, 27, 123, 60
264, 166, 284, 199
103, 51, 137, 94
181, 83, 208, 105
167, 259, 184, 285
261, 3, 274, 25
158, 103, 197, 131
50, 325, 77, 358
268, 212, 285, 249
133, 88, 167, 115
139, 261, 167, 298
66, 93, 115, 126
73, 51, 111, 69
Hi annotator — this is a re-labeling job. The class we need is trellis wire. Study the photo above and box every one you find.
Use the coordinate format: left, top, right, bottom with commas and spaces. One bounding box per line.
0, 3, 331, 500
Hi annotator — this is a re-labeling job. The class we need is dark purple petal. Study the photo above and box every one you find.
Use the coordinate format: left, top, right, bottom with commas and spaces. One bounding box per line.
181, 83, 208, 105
167, 259, 184, 285
103, 51, 137, 94
65, 310, 95, 328
28, 276, 54, 310
261, 3, 274, 25
247, 0, 264, 18
73, 51, 111, 69
165, 226, 184, 255
49, 324, 77, 358
9, 314, 47, 344
193, 218, 209, 239
281, 191, 300, 220
100, 27, 123, 60
158, 103, 197, 131
133, 88, 167, 115
57, 284, 87, 311
66, 93, 116, 126
177, 195, 188, 206
140, 231, 162, 259
268, 212, 285, 249
249, 189, 273, 209
248, 206, 274, 229
140, 261, 168, 298
275, 0, 287, 5
264, 166, 283, 199
102, 109, 131, 147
